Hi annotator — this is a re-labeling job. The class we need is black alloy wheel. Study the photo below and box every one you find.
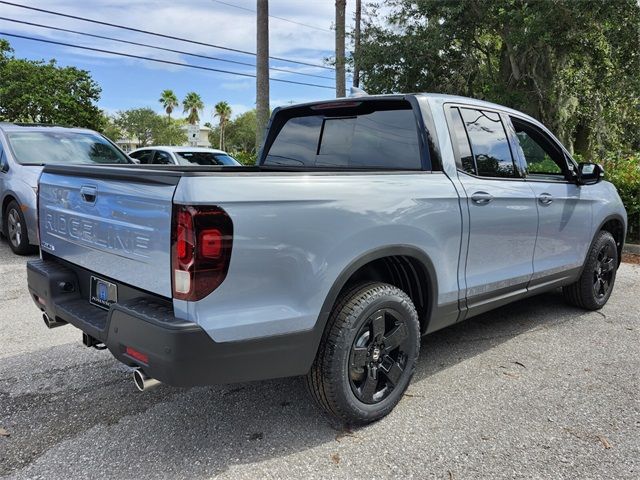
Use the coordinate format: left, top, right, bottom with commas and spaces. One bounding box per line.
349, 308, 411, 404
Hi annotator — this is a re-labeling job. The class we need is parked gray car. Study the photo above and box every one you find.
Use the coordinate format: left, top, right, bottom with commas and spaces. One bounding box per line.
27, 94, 627, 424
0, 124, 133, 254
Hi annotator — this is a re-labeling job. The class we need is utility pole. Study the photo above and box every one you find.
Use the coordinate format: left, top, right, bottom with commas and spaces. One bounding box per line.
256, 0, 270, 151
335, 0, 346, 97
353, 0, 361, 88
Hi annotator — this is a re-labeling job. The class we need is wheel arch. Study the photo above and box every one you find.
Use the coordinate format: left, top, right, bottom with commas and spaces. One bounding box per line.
593, 214, 626, 267
1, 192, 19, 233
315, 245, 438, 341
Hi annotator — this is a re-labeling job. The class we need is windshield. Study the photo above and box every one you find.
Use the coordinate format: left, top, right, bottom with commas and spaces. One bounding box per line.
6, 131, 131, 165
174, 151, 240, 166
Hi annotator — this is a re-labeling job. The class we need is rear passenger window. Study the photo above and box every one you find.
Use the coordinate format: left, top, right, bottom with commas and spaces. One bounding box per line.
130, 150, 154, 164
153, 151, 173, 165
264, 101, 422, 170
459, 108, 517, 178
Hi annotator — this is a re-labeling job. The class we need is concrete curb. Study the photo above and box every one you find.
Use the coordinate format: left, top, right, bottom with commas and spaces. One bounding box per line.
623, 243, 640, 255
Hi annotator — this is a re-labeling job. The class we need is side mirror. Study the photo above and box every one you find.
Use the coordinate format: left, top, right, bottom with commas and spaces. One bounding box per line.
577, 162, 604, 185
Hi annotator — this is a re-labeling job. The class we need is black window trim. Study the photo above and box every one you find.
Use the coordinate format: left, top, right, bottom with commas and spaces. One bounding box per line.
443, 102, 526, 182
505, 113, 574, 184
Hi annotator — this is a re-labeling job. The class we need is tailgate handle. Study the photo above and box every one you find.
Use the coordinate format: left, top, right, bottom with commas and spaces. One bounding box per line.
80, 185, 97, 204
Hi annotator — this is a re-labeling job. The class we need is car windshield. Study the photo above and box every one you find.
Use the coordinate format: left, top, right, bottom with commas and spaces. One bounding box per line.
174, 151, 240, 166
6, 131, 131, 165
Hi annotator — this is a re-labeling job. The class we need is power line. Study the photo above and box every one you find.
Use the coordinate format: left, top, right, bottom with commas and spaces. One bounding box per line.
0, 16, 334, 81
0, 1, 335, 71
212, 0, 332, 33
0, 31, 335, 90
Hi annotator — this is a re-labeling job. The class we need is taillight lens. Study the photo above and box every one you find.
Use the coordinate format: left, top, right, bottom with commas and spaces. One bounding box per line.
171, 205, 233, 301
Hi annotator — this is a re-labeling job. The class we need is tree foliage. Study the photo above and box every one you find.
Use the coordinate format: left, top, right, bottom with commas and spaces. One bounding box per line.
183, 91, 204, 125
357, 0, 640, 159
159, 89, 179, 119
114, 108, 187, 147
209, 109, 258, 153
154, 117, 187, 146
98, 112, 123, 143
213, 101, 232, 150
0, 41, 102, 129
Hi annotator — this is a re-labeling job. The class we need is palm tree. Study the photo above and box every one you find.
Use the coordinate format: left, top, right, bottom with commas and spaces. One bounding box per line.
182, 92, 204, 125
214, 101, 232, 150
159, 89, 179, 120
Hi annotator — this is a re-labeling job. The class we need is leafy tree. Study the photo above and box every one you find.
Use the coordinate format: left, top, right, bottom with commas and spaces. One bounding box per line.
182, 92, 204, 125
153, 118, 187, 146
208, 109, 258, 152
114, 108, 161, 147
98, 112, 123, 142
213, 101, 232, 150
357, 0, 640, 159
0, 41, 102, 129
159, 89, 179, 120
226, 110, 258, 152
114, 108, 188, 146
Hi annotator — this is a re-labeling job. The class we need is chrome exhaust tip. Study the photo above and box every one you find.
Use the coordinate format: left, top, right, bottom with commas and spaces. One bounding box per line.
43, 313, 67, 329
133, 369, 161, 392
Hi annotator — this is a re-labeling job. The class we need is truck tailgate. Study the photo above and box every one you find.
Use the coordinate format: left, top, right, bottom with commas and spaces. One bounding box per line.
38, 166, 179, 298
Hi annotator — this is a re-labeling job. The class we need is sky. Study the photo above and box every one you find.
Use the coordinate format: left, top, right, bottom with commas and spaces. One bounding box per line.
0, 0, 357, 121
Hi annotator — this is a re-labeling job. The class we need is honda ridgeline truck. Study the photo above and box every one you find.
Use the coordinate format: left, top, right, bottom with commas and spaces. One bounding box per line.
27, 94, 627, 424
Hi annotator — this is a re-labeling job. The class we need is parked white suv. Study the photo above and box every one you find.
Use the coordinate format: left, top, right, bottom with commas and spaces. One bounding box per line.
129, 146, 240, 166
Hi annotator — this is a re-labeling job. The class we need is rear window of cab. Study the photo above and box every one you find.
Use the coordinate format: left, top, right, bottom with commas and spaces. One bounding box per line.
263, 100, 424, 170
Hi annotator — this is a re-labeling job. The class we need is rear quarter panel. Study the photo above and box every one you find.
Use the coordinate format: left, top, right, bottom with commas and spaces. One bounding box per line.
173, 172, 463, 342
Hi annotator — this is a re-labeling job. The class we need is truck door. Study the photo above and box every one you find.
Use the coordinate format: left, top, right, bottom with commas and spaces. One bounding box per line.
507, 115, 592, 289
446, 106, 539, 317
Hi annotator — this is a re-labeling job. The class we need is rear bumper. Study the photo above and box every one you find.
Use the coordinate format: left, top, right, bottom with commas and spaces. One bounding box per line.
27, 257, 317, 387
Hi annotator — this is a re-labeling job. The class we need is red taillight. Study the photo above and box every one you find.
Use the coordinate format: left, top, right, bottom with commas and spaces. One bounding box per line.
125, 346, 149, 364
176, 209, 193, 261
171, 205, 233, 301
199, 229, 222, 259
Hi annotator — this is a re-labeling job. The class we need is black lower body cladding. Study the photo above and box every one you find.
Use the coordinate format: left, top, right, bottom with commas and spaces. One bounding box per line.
26, 256, 319, 386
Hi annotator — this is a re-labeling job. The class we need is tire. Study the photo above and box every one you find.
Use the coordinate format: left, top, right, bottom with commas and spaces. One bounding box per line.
563, 230, 618, 310
3, 200, 32, 255
305, 282, 420, 425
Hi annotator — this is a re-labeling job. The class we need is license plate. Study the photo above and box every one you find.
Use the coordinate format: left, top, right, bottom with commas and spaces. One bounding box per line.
90, 276, 118, 310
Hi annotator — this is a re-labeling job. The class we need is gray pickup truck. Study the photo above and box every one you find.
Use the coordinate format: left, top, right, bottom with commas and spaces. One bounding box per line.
27, 94, 627, 424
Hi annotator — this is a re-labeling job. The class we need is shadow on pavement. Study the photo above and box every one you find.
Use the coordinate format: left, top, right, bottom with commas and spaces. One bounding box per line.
0, 289, 595, 478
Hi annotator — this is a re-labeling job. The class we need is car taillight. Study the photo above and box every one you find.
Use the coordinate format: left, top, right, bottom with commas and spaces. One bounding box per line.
171, 205, 233, 301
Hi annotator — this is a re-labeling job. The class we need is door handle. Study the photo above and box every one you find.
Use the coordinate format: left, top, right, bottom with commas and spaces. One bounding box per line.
538, 193, 553, 205
471, 191, 493, 205
80, 185, 97, 204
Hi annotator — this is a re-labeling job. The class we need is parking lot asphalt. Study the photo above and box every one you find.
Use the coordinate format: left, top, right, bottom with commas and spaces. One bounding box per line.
0, 238, 638, 480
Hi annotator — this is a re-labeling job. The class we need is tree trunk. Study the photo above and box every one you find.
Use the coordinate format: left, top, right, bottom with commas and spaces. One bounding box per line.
353, 0, 361, 88
256, 0, 270, 151
335, 0, 346, 97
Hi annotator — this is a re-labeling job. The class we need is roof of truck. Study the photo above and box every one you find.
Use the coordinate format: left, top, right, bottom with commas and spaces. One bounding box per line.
276, 92, 547, 134
281, 92, 524, 115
